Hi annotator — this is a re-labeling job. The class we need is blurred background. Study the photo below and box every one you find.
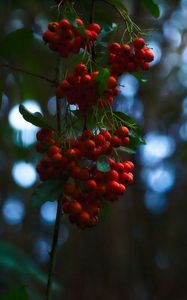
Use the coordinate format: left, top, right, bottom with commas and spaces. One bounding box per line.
0, 0, 187, 299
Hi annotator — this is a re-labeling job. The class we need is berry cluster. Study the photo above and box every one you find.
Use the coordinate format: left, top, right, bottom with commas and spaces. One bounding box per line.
36, 127, 133, 228
56, 64, 118, 110
61, 157, 134, 228
109, 38, 154, 75
43, 19, 101, 57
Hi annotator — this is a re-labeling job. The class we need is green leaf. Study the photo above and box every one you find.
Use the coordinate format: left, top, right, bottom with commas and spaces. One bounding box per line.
113, 111, 145, 149
19, 104, 54, 130
142, 0, 160, 18
117, 146, 136, 154
97, 155, 110, 172
95, 68, 110, 95
0, 29, 34, 57
129, 128, 146, 149
113, 111, 137, 128
0, 240, 48, 285
32, 179, 64, 207
0, 287, 29, 300
132, 72, 147, 84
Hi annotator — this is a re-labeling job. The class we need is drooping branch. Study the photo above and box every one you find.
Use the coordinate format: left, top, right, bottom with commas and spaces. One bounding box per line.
1, 63, 57, 85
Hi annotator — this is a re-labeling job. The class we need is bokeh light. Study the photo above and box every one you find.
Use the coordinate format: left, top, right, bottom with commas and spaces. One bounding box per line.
40, 201, 57, 224
2, 197, 25, 225
12, 161, 37, 188
139, 132, 175, 166
141, 165, 175, 193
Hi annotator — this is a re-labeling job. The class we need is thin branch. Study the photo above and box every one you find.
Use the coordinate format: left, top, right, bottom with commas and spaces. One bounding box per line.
46, 57, 63, 300
46, 199, 62, 300
90, 0, 96, 62
1, 63, 57, 85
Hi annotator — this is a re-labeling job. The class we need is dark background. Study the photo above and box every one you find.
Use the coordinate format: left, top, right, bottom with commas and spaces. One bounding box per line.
0, 0, 187, 299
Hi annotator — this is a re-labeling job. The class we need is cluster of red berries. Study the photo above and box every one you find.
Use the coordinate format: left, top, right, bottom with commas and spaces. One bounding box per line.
109, 38, 154, 75
43, 19, 101, 57
56, 64, 118, 110
36, 127, 134, 228
61, 157, 134, 228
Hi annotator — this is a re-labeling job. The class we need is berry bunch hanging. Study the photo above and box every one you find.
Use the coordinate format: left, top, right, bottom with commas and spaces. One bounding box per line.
56, 64, 118, 110
109, 38, 154, 75
36, 127, 133, 228
27, 1, 155, 230
43, 18, 101, 57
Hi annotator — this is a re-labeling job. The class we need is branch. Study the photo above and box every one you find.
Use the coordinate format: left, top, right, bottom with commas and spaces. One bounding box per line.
46, 58, 63, 300
1, 63, 57, 85
46, 199, 62, 300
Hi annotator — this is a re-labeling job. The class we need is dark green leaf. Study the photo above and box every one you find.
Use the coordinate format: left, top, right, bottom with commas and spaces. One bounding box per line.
19, 104, 54, 130
0, 287, 29, 300
142, 0, 160, 18
128, 128, 146, 149
0, 240, 47, 285
95, 68, 110, 95
0, 29, 34, 57
32, 179, 64, 207
117, 146, 136, 154
113, 111, 137, 128
97, 155, 111, 172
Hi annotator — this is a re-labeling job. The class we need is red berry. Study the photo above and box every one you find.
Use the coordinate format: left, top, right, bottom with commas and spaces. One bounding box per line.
113, 162, 125, 172
84, 139, 96, 151
116, 126, 129, 138
59, 19, 72, 29
48, 145, 60, 157
120, 172, 133, 185
109, 42, 121, 54
133, 38, 145, 49
106, 170, 119, 181
69, 201, 82, 214
121, 137, 130, 146
87, 23, 101, 33
84, 179, 97, 191
75, 64, 88, 75
94, 134, 105, 146
100, 130, 111, 141
75, 18, 84, 26
108, 76, 117, 88
78, 211, 91, 225
110, 135, 121, 147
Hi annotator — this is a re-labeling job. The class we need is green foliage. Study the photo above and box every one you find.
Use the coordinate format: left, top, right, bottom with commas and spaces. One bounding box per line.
113, 111, 146, 149
32, 179, 64, 207
94, 68, 110, 95
0, 240, 48, 285
113, 111, 137, 129
0, 29, 33, 58
141, 0, 160, 18
19, 104, 54, 130
0, 287, 29, 300
97, 155, 111, 172
132, 72, 147, 84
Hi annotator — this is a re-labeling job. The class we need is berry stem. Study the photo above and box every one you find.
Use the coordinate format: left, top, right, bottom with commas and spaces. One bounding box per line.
46, 199, 62, 300
56, 58, 63, 134
1, 63, 57, 85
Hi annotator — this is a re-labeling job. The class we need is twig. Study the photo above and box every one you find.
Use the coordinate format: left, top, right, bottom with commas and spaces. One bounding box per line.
46, 199, 62, 300
1, 63, 57, 85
